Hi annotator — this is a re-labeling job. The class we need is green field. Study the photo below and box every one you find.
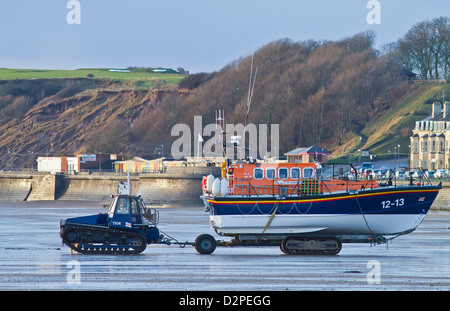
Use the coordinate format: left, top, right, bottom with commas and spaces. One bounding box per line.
0, 68, 185, 84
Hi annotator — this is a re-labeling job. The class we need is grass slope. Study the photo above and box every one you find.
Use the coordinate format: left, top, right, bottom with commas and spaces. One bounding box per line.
0, 68, 184, 86
362, 84, 450, 158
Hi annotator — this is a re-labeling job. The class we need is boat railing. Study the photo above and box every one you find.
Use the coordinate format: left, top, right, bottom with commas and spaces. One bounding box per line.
226, 173, 441, 198
229, 177, 383, 197
231, 178, 322, 197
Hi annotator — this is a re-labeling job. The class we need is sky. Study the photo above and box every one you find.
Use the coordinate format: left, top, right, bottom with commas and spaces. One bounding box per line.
0, 0, 449, 73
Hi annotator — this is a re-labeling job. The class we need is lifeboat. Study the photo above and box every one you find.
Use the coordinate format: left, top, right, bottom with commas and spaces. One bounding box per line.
200, 160, 441, 255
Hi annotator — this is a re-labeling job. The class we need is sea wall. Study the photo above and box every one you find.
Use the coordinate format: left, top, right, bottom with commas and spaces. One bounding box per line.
58, 174, 206, 205
0, 175, 32, 201
0, 171, 448, 210
432, 184, 450, 210
0, 167, 221, 206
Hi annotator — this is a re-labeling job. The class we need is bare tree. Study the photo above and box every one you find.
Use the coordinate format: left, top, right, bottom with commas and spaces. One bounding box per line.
392, 17, 450, 80
430, 17, 450, 79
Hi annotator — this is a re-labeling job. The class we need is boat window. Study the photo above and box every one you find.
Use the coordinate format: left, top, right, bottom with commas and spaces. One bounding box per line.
278, 168, 288, 179
266, 168, 276, 179
291, 167, 301, 179
303, 167, 314, 178
254, 168, 264, 179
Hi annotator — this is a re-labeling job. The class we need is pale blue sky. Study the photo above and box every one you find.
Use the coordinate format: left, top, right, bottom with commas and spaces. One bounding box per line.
0, 1, 448, 73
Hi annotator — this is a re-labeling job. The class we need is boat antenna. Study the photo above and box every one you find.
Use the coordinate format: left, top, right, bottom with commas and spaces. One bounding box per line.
245, 54, 258, 127
215, 109, 226, 157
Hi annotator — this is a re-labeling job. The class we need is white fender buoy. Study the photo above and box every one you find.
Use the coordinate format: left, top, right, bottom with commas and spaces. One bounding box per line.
212, 178, 221, 196
206, 174, 214, 192
220, 178, 228, 196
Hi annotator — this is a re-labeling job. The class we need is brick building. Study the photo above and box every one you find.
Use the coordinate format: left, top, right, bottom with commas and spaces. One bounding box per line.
285, 145, 331, 163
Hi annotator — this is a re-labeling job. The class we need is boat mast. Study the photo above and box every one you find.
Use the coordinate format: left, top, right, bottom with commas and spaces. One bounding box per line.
245, 54, 258, 127
215, 109, 225, 157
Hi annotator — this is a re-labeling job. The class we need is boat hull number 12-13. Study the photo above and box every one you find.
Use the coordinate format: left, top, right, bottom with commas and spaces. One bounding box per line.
381, 198, 405, 209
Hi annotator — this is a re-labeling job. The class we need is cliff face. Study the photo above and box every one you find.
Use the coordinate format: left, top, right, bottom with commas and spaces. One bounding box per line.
0, 80, 189, 169
2, 33, 445, 170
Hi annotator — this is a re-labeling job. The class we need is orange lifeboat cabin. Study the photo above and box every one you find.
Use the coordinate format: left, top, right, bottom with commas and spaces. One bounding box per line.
221, 161, 378, 197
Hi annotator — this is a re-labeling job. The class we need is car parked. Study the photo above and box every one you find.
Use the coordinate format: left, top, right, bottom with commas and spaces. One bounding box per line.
425, 170, 435, 179
412, 171, 424, 178
362, 169, 373, 179
372, 169, 382, 179
434, 169, 449, 179
395, 171, 406, 179
361, 162, 373, 170
405, 171, 414, 178
384, 169, 394, 178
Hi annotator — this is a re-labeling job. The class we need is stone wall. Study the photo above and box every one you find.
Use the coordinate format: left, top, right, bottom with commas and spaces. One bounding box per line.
0, 170, 447, 210
0, 175, 32, 201
431, 184, 450, 210
27, 175, 58, 201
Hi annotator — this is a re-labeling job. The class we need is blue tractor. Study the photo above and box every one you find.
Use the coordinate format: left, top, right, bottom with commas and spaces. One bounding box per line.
60, 194, 161, 254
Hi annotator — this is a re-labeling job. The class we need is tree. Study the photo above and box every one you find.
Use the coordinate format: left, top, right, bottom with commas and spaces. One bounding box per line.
391, 17, 450, 80
430, 17, 450, 79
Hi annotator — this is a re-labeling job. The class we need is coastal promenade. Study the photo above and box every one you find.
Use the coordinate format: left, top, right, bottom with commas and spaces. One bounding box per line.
0, 168, 448, 210
0, 166, 220, 206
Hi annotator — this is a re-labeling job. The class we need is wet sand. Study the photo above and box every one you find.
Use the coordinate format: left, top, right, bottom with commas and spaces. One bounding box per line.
0, 200, 449, 291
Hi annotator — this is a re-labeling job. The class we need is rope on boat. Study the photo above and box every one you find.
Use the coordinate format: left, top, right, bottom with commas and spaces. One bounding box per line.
354, 193, 386, 246
259, 200, 279, 238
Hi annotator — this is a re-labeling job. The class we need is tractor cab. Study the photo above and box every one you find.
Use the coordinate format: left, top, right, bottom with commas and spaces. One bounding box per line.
60, 186, 162, 254
106, 194, 157, 229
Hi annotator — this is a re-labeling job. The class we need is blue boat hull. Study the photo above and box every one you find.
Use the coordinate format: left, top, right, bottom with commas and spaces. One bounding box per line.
202, 185, 441, 242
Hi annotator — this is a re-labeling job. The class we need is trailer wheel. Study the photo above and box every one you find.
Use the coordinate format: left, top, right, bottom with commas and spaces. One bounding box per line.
195, 234, 216, 254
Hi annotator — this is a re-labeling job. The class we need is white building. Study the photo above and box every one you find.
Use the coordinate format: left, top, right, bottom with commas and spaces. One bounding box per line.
410, 101, 450, 170
36, 157, 79, 174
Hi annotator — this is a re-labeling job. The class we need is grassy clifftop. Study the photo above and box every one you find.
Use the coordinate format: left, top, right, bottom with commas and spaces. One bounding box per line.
0, 67, 184, 80
0, 68, 184, 89
329, 84, 450, 161
361, 84, 450, 158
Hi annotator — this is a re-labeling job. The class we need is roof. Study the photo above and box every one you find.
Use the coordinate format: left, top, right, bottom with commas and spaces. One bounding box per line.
398, 69, 417, 77
114, 157, 165, 164
285, 145, 331, 156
